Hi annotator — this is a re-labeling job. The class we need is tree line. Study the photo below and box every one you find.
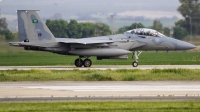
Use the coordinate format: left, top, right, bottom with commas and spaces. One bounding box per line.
0, 17, 14, 40
0, 17, 189, 41
46, 19, 188, 40
176, 0, 200, 36
46, 19, 111, 38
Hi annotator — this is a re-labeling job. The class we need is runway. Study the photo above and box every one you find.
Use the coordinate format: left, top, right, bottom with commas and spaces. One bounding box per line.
1, 65, 200, 70
0, 81, 200, 102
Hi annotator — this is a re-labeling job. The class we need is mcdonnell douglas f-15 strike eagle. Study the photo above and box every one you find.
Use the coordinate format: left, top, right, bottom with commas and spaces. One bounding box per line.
9, 10, 196, 67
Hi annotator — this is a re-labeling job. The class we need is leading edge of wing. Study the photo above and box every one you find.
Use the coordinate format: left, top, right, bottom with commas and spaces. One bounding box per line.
56, 38, 113, 44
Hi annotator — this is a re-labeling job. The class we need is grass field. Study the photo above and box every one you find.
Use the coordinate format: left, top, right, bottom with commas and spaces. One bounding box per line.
0, 102, 200, 112
0, 51, 200, 66
0, 69, 200, 81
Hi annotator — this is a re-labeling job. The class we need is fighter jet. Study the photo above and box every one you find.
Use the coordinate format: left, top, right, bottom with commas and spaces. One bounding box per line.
9, 10, 196, 67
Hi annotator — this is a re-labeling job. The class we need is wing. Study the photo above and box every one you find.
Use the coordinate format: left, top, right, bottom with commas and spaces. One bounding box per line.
55, 34, 134, 44
56, 38, 113, 45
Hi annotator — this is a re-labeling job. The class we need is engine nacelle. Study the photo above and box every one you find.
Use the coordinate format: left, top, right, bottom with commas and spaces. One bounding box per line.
69, 48, 130, 56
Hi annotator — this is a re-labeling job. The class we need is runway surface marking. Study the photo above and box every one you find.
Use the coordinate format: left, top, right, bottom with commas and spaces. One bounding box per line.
1, 65, 200, 70
1, 81, 200, 97
25, 86, 200, 92
1, 81, 200, 101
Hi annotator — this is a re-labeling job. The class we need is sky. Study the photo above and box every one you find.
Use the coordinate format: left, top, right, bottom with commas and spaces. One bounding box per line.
0, 0, 182, 30
0, 0, 182, 20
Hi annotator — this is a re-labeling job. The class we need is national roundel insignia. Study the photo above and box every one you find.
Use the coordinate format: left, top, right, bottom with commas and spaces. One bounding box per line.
38, 33, 42, 37
152, 38, 162, 44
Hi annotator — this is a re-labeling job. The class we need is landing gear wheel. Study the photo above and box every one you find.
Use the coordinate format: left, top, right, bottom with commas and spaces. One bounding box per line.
83, 59, 92, 67
132, 61, 138, 67
74, 59, 83, 67
131, 51, 142, 67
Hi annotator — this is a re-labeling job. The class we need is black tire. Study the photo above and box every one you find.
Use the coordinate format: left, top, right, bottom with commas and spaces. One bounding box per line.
132, 61, 138, 67
83, 59, 92, 67
74, 59, 83, 67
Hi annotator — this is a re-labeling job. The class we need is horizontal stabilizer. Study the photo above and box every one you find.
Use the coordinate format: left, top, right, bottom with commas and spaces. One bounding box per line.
9, 42, 58, 48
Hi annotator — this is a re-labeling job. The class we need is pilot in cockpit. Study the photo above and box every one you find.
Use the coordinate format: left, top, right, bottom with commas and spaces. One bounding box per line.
151, 32, 157, 37
128, 28, 166, 37
140, 31, 144, 35
146, 31, 150, 36
131, 30, 135, 34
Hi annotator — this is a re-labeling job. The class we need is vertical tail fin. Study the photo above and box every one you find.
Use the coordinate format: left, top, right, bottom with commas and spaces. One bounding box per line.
17, 10, 28, 42
17, 10, 56, 43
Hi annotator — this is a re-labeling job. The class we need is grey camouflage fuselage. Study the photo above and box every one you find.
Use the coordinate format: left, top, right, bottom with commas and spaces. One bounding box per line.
9, 10, 196, 67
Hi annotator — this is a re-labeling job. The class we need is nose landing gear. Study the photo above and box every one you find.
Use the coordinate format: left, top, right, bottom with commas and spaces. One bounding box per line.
132, 51, 142, 67
132, 61, 138, 67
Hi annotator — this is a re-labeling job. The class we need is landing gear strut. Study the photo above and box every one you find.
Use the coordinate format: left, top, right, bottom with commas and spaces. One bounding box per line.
74, 57, 92, 67
132, 51, 142, 67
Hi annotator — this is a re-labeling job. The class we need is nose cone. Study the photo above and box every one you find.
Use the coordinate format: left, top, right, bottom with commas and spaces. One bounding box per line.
176, 40, 196, 50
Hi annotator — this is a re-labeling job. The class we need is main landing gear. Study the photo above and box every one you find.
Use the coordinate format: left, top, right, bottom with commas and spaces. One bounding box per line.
132, 51, 142, 67
74, 57, 92, 67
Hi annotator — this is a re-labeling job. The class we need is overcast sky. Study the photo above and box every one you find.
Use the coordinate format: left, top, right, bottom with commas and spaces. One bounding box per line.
0, 0, 182, 21
0, 0, 183, 31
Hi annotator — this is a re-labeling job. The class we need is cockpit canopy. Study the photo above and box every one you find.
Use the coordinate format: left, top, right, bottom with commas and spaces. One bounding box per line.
126, 28, 166, 37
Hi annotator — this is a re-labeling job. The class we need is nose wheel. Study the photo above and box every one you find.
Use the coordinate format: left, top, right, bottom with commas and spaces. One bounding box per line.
132, 61, 138, 67
132, 51, 142, 67
74, 57, 92, 67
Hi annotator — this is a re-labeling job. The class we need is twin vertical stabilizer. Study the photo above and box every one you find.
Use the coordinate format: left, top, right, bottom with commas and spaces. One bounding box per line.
17, 10, 56, 43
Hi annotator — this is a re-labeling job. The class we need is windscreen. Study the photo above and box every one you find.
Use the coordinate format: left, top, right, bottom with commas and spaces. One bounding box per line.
129, 28, 166, 37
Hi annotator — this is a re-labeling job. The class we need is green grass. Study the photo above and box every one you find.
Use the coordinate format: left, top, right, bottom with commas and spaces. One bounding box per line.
0, 102, 200, 112
0, 51, 199, 66
0, 69, 200, 81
